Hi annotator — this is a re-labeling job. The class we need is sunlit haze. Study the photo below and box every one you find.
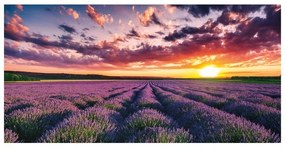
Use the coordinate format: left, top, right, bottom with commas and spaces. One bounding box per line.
199, 65, 219, 78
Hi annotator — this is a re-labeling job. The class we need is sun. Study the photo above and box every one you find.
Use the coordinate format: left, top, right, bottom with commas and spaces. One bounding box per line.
199, 65, 220, 78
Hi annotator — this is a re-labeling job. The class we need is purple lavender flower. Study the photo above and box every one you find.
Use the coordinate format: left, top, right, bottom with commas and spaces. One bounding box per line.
152, 85, 280, 143
133, 85, 163, 111
124, 108, 175, 130
41, 106, 122, 142
4, 80, 281, 143
41, 118, 104, 143
223, 101, 281, 134
5, 107, 44, 142
103, 100, 124, 111
128, 127, 192, 143
5, 129, 19, 143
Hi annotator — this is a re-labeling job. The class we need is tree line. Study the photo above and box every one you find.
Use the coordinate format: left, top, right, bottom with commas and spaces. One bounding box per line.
4, 72, 40, 81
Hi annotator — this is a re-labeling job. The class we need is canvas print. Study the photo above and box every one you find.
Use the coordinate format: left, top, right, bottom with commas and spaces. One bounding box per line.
4, 5, 281, 143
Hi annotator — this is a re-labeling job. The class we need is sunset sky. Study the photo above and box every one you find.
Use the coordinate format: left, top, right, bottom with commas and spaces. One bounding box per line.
4, 5, 281, 78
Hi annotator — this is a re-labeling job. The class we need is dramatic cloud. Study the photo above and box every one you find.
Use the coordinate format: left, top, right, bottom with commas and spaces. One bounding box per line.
126, 28, 158, 40
164, 30, 187, 41
222, 5, 281, 52
81, 33, 96, 42
263, 5, 281, 33
4, 14, 29, 40
215, 6, 265, 26
113, 34, 127, 43
174, 5, 226, 18
164, 21, 218, 42
86, 5, 113, 28
138, 7, 164, 27
127, 28, 141, 38
59, 6, 80, 20
165, 5, 280, 42
58, 24, 76, 34
58, 35, 73, 41
4, 41, 102, 67
174, 5, 263, 18
228, 5, 264, 15
217, 11, 246, 25
3, 32, 217, 66
4, 5, 281, 74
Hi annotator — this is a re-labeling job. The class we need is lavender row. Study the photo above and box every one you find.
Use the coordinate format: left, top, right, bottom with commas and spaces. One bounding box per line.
40, 106, 122, 142
156, 85, 227, 109
117, 108, 192, 142
154, 80, 280, 107
155, 84, 281, 134
104, 83, 192, 142
151, 85, 280, 142
223, 101, 280, 134
103, 84, 147, 116
5, 99, 78, 142
131, 84, 163, 111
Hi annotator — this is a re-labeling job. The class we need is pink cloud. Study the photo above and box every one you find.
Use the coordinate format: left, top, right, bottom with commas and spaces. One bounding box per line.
86, 5, 113, 28
59, 6, 79, 20
138, 7, 155, 26
66, 8, 79, 20
5, 14, 29, 38
138, 7, 164, 27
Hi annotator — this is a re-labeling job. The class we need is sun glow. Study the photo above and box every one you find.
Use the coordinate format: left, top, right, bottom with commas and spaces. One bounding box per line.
199, 65, 220, 78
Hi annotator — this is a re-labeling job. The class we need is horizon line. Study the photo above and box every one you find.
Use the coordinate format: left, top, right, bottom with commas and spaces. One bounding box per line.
4, 70, 281, 79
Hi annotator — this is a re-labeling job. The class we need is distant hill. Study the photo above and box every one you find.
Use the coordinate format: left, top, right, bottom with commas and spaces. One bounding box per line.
4, 71, 169, 81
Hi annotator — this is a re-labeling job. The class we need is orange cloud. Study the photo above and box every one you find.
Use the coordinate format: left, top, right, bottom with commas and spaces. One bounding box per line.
86, 5, 113, 28
66, 8, 79, 20
138, 7, 155, 26
138, 7, 164, 27
59, 6, 79, 20
5, 14, 29, 38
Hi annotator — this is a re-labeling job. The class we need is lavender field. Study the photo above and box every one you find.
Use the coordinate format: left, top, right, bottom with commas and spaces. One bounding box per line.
4, 80, 281, 143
